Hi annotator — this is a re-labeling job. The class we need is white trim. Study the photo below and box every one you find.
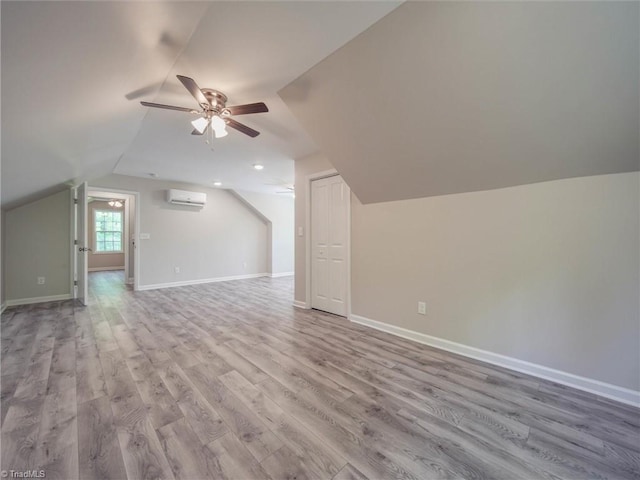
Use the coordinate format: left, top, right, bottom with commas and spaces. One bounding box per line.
6, 294, 73, 307
349, 313, 640, 408
123, 196, 130, 286
77, 182, 89, 305
88, 266, 125, 272
127, 277, 134, 285
293, 300, 310, 309
1, 302, 7, 314
270, 272, 294, 278
346, 182, 352, 319
71, 183, 87, 304
70, 187, 76, 300
137, 273, 269, 291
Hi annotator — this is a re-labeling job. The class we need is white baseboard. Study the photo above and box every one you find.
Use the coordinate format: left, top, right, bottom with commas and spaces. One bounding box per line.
293, 300, 310, 309
137, 273, 269, 291
88, 266, 125, 272
349, 313, 640, 408
270, 272, 294, 278
1, 302, 6, 314
6, 293, 73, 307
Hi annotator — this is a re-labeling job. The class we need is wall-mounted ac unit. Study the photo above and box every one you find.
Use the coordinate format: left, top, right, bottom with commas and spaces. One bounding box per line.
166, 189, 207, 207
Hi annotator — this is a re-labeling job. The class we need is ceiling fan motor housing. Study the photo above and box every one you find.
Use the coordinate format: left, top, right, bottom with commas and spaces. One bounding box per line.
201, 89, 228, 112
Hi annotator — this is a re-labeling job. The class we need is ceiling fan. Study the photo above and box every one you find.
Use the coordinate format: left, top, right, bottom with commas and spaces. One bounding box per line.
265, 180, 294, 194
140, 75, 268, 138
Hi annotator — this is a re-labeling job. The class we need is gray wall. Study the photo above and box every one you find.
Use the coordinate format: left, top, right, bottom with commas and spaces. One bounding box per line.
234, 190, 294, 275
4, 189, 72, 302
2, 174, 270, 303
351, 172, 639, 391
295, 153, 640, 391
92, 174, 268, 287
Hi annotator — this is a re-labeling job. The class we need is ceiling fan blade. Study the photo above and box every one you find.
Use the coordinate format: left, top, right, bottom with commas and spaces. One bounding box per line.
226, 102, 269, 116
225, 118, 260, 138
141, 101, 198, 113
176, 75, 209, 108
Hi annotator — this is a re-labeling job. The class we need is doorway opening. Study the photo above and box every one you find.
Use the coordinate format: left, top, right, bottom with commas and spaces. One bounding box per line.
73, 185, 140, 305
86, 190, 135, 285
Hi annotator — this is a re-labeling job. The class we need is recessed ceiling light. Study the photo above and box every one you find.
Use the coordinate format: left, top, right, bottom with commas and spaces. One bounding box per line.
253, 164, 264, 170
213, 181, 222, 187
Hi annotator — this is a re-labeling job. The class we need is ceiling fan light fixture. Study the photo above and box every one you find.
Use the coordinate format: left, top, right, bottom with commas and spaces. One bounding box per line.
211, 115, 228, 138
191, 116, 209, 134
211, 115, 225, 130
108, 200, 123, 208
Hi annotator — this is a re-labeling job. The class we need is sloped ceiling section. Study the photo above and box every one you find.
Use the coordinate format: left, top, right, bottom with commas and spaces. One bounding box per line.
1, 1, 401, 209
1, 1, 208, 207
280, 2, 640, 204
113, 2, 402, 198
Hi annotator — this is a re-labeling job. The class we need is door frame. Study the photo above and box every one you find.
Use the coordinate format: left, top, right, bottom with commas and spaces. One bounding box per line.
305, 169, 351, 318
69, 187, 78, 300
86, 190, 132, 283
71, 183, 90, 305
86, 186, 141, 292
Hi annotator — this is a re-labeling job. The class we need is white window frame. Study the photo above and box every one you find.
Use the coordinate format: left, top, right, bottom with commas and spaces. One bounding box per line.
93, 208, 124, 254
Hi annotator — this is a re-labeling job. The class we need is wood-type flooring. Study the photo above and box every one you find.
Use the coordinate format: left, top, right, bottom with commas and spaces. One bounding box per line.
1, 271, 638, 479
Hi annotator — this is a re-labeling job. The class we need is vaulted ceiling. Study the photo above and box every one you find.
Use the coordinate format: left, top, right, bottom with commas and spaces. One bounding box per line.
280, 2, 639, 204
1, 1, 400, 208
4, 2, 637, 210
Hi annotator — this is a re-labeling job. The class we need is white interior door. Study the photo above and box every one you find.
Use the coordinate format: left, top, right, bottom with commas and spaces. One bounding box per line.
311, 175, 349, 316
76, 182, 89, 305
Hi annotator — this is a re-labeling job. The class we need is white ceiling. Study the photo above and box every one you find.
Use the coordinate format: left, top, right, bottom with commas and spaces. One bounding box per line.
1, 1, 401, 208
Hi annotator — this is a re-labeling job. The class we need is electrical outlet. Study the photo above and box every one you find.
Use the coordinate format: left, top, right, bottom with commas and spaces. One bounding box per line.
418, 301, 426, 315
37, 276, 45, 285
174, 267, 180, 274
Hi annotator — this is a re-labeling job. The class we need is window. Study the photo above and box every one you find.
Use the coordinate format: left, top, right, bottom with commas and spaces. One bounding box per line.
94, 209, 123, 253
